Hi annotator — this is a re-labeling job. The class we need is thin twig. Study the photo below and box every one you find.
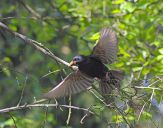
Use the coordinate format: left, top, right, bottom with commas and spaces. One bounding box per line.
89, 89, 106, 105
41, 69, 61, 78
80, 114, 88, 124
134, 86, 162, 91
17, 76, 28, 106
66, 96, 72, 125
148, 79, 162, 87
8, 113, 17, 128
41, 100, 50, 128
113, 104, 134, 128
0, 103, 94, 114
0, 22, 77, 70
137, 102, 147, 121
90, 89, 134, 128
16, 0, 41, 19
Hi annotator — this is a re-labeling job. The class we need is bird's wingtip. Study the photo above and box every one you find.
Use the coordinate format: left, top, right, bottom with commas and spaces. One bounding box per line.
42, 92, 54, 99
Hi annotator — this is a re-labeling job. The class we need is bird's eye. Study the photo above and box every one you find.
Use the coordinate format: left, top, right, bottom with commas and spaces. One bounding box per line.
74, 58, 79, 61
74, 58, 77, 61
73, 56, 82, 61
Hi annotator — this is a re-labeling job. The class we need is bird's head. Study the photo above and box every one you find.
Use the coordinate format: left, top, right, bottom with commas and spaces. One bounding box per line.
69, 55, 85, 66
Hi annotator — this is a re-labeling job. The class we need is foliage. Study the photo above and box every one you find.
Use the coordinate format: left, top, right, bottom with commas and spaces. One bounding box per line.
0, 0, 163, 127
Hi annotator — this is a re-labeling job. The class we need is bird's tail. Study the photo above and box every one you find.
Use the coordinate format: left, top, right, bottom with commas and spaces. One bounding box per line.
100, 70, 124, 105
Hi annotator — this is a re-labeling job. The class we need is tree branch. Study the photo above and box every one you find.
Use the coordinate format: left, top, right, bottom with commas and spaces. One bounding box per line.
0, 103, 94, 114
0, 22, 77, 70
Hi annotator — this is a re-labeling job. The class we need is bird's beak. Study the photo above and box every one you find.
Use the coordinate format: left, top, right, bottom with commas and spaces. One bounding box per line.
69, 60, 76, 67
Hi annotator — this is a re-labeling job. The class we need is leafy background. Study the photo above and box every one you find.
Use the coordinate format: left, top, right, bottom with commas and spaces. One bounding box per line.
0, 0, 163, 127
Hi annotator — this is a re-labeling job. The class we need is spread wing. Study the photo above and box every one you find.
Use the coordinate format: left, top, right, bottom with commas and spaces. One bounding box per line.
43, 71, 93, 99
92, 28, 118, 64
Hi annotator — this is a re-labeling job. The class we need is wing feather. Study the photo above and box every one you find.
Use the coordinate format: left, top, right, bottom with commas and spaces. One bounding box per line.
92, 28, 118, 64
43, 71, 94, 99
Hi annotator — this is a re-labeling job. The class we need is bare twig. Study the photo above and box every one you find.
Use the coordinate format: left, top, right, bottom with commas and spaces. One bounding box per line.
16, 0, 41, 19
0, 16, 37, 20
113, 104, 134, 128
134, 86, 162, 91
80, 114, 88, 124
89, 89, 106, 105
17, 76, 28, 106
41, 100, 50, 128
41, 69, 61, 78
0, 22, 77, 70
0, 103, 94, 114
8, 113, 17, 128
148, 78, 162, 87
66, 96, 72, 125
89, 89, 134, 128
137, 102, 147, 121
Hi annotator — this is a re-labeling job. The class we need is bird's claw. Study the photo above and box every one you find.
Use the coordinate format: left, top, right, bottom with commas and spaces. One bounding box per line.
105, 72, 110, 81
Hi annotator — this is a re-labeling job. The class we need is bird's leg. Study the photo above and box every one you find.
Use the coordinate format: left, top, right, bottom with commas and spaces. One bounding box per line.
105, 72, 110, 81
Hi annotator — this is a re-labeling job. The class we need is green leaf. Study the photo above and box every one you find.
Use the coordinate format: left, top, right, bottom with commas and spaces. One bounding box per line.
112, 0, 125, 4
158, 48, 163, 54
157, 55, 163, 61
112, 115, 123, 123
132, 67, 142, 72
127, 115, 135, 121
120, 2, 136, 13
3, 57, 11, 63
0, 117, 17, 127
112, 9, 121, 14
2, 67, 11, 76
89, 32, 100, 40
140, 111, 152, 120
8, 24, 17, 31
152, 41, 160, 47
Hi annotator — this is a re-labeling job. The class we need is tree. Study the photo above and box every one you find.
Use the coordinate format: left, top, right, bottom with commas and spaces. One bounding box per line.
0, 0, 162, 127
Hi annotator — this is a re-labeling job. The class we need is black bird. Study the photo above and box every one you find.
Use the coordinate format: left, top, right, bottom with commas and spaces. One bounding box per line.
44, 28, 124, 99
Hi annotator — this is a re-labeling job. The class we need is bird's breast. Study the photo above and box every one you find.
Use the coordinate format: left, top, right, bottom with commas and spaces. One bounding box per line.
78, 58, 108, 79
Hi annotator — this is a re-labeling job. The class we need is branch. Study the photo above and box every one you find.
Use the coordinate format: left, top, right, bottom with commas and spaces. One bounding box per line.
0, 103, 94, 114
89, 89, 134, 128
0, 22, 77, 70
134, 86, 162, 91
8, 113, 18, 128
17, 0, 41, 19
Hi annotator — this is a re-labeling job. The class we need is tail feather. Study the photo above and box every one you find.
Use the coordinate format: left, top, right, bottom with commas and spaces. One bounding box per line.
100, 81, 112, 95
100, 81, 114, 105
100, 70, 124, 105
109, 70, 124, 81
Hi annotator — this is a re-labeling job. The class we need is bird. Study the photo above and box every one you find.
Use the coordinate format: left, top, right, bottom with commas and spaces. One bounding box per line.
44, 28, 124, 100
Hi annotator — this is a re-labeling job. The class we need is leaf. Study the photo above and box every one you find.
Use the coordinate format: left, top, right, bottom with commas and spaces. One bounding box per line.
158, 48, 163, 54
112, 115, 123, 123
112, 9, 121, 14
112, 0, 125, 4
157, 55, 163, 61
3, 57, 11, 63
2, 67, 11, 76
140, 111, 152, 120
120, 2, 136, 13
152, 41, 160, 47
8, 24, 17, 31
127, 115, 135, 121
89, 32, 100, 40
0, 118, 17, 128
132, 67, 142, 72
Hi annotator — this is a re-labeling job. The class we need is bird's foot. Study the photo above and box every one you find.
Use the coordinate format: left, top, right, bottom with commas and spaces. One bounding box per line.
105, 72, 110, 81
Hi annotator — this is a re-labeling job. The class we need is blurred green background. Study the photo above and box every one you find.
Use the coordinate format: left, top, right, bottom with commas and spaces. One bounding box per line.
0, 0, 163, 128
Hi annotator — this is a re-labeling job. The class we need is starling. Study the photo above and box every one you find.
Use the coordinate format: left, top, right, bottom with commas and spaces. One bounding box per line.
44, 28, 124, 99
